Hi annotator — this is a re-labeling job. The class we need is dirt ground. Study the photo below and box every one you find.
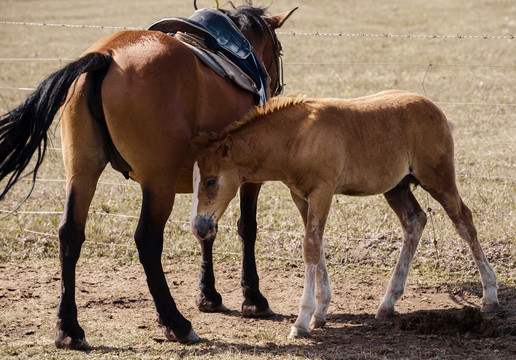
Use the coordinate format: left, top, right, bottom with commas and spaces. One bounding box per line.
0, 259, 514, 359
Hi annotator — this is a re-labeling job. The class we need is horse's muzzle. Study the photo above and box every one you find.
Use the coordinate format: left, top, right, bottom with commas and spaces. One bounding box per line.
192, 214, 217, 240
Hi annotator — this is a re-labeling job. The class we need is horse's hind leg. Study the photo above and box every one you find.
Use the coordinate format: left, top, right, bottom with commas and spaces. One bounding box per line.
55, 79, 107, 349
56, 169, 104, 349
423, 181, 498, 312
376, 184, 427, 319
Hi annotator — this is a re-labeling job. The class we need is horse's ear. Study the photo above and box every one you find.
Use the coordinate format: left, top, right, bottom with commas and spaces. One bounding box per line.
218, 135, 233, 158
266, 7, 298, 30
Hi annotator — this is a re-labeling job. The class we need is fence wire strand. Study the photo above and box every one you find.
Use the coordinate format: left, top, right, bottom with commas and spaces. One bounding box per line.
1, 20, 514, 40
0, 18, 514, 261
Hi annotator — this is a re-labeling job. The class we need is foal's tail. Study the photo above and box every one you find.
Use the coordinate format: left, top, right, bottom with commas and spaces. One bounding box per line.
0, 52, 113, 200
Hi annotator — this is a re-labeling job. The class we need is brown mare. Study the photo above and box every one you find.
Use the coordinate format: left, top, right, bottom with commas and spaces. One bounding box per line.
0, 3, 296, 348
191, 91, 499, 338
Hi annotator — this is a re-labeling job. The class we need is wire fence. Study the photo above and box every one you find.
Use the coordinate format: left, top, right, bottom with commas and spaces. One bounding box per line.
0, 19, 514, 262
1, 20, 514, 39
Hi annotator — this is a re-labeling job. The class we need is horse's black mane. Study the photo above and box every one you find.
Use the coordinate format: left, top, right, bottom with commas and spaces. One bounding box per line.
220, 1, 269, 39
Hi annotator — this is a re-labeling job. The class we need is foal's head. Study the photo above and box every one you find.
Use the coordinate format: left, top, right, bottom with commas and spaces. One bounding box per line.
191, 136, 240, 241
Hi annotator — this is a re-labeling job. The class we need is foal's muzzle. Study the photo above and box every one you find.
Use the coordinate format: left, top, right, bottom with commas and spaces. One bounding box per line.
192, 214, 217, 240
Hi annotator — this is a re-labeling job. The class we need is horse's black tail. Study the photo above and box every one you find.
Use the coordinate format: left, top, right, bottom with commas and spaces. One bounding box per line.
0, 52, 113, 201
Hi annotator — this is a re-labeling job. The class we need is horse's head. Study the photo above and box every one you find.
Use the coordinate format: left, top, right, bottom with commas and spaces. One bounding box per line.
221, 3, 297, 97
191, 135, 240, 241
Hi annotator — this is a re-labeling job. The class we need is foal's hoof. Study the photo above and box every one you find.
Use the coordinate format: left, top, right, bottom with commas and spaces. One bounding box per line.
481, 301, 500, 313
375, 307, 395, 320
55, 333, 91, 351
309, 317, 326, 330
164, 327, 200, 344
196, 293, 228, 313
288, 326, 310, 339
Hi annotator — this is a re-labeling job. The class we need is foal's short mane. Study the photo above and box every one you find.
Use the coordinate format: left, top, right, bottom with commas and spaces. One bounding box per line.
192, 94, 307, 146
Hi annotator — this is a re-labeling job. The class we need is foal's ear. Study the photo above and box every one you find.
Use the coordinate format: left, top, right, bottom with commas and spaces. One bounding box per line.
266, 7, 298, 30
218, 135, 233, 159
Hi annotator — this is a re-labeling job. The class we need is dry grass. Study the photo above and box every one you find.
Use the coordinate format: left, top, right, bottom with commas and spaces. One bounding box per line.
0, 0, 515, 358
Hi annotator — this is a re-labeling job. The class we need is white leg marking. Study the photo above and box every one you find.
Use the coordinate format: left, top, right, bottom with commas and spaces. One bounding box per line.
190, 162, 201, 231
377, 213, 425, 318
311, 255, 331, 329
456, 223, 498, 309
289, 264, 317, 338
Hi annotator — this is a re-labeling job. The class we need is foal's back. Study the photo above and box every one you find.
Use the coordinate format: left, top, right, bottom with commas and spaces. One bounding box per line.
285, 91, 453, 196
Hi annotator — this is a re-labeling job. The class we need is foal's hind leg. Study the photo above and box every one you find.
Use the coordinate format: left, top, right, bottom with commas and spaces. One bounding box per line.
423, 183, 498, 312
376, 185, 427, 319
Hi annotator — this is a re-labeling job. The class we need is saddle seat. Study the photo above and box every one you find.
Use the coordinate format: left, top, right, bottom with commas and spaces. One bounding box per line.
148, 8, 269, 105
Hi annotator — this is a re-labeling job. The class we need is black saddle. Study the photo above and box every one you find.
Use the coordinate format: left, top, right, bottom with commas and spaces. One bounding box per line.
148, 8, 268, 105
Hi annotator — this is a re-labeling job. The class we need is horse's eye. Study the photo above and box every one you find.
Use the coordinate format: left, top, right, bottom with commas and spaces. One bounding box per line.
205, 178, 217, 188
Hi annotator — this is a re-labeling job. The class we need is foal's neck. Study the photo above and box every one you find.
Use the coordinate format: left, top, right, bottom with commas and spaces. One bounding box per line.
231, 103, 308, 182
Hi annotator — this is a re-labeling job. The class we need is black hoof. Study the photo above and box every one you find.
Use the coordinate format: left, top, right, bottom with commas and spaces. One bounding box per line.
164, 327, 200, 343
55, 332, 91, 350
242, 298, 274, 318
196, 293, 228, 313
55, 320, 91, 350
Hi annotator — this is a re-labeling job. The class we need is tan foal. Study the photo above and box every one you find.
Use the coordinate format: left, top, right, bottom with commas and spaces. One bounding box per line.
191, 91, 499, 338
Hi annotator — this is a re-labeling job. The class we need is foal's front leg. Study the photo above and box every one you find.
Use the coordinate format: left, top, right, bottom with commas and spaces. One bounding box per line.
310, 255, 331, 329
289, 191, 332, 339
290, 191, 331, 331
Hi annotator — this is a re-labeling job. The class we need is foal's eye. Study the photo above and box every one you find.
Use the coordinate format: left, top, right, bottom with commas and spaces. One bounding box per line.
205, 178, 217, 189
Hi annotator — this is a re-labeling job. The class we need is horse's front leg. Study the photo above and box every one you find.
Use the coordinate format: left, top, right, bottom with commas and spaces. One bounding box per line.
195, 183, 271, 316
195, 234, 228, 312
135, 186, 199, 343
289, 191, 332, 339
238, 183, 272, 317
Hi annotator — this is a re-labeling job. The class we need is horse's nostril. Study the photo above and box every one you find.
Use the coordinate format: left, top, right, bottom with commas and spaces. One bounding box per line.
194, 214, 215, 239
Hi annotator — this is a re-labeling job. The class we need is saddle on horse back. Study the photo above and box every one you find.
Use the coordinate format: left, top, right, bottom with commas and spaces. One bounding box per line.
148, 8, 271, 105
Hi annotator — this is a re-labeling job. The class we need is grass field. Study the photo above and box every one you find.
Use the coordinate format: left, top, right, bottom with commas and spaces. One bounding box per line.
0, 0, 515, 359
